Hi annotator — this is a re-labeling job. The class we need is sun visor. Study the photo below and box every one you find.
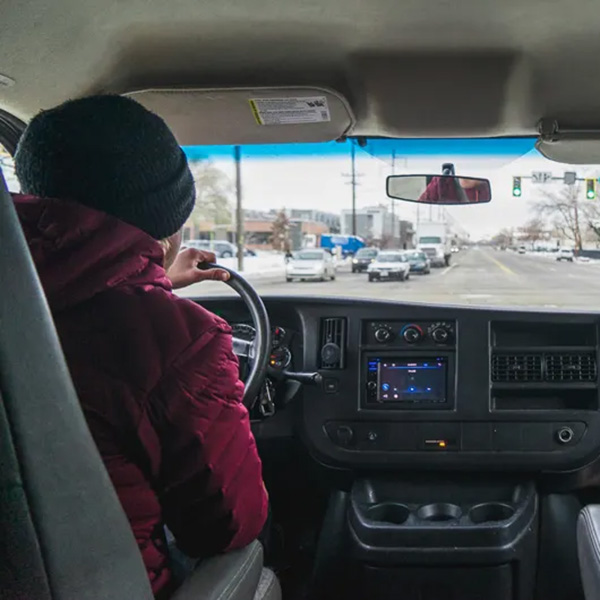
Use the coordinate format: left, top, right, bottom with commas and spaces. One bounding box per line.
535, 119, 600, 164
536, 139, 600, 164
125, 86, 355, 146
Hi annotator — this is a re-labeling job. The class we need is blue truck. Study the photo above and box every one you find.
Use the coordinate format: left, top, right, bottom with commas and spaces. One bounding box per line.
320, 234, 366, 257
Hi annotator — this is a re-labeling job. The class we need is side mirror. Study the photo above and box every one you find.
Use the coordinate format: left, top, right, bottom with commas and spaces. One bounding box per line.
386, 175, 492, 205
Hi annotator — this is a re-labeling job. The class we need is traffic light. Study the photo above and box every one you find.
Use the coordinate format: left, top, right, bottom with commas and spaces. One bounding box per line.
586, 178, 596, 200
512, 177, 522, 197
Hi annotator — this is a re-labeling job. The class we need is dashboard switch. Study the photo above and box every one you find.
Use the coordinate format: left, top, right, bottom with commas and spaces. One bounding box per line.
402, 325, 423, 344
431, 327, 450, 344
375, 327, 393, 343
323, 378, 339, 394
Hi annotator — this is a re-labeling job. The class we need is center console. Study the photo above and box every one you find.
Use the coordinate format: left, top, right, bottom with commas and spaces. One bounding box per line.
344, 477, 538, 600
300, 309, 600, 472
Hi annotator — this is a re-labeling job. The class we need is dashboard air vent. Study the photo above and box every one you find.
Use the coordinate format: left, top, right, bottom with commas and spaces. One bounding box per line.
546, 353, 597, 382
320, 317, 346, 369
491, 354, 543, 382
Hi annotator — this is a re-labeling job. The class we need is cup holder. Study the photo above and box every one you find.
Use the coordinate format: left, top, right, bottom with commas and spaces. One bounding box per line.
469, 502, 515, 524
366, 502, 411, 525
417, 503, 462, 522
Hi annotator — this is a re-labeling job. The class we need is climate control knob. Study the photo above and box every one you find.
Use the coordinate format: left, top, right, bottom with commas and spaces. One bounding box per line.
375, 327, 393, 343
431, 327, 450, 344
402, 325, 423, 344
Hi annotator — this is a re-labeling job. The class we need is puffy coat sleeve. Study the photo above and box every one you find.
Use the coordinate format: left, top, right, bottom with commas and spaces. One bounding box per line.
148, 323, 268, 558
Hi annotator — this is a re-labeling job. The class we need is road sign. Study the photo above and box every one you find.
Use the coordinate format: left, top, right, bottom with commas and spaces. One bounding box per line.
532, 171, 553, 184
564, 171, 577, 185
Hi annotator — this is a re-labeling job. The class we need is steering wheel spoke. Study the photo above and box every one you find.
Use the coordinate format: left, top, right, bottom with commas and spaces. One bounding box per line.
232, 336, 254, 360
203, 263, 271, 407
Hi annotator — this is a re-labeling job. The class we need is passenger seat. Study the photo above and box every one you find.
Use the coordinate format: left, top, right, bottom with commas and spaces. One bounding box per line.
578, 505, 600, 600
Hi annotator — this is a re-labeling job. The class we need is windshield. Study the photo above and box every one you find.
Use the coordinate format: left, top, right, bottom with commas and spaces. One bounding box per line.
175, 137, 600, 309
294, 251, 324, 261
378, 253, 404, 263
356, 249, 378, 258
407, 252, 426, 260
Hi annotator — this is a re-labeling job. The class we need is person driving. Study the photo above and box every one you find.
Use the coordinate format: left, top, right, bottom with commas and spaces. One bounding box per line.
11, 95, 268, 598
420, 176, 489, 203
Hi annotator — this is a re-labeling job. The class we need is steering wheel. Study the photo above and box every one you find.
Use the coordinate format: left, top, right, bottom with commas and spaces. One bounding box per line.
208, 264, 271, 408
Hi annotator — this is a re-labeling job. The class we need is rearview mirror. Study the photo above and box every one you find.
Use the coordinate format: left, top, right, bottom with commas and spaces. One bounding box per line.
386, 175, 492, 205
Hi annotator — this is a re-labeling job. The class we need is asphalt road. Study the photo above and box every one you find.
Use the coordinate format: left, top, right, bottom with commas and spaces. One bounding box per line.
179, 248, 600, 310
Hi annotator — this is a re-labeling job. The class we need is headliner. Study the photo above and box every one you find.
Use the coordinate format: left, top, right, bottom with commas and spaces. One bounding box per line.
1, 0, 599, 139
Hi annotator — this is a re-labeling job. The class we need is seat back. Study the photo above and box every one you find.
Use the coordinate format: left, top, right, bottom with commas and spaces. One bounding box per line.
0, 168, 153, 600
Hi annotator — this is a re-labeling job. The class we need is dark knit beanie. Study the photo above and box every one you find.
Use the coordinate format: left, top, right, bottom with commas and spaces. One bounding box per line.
15, 95, 195, 239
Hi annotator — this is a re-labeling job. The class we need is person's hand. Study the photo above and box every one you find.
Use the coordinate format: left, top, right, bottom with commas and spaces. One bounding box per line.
167, 248, 230, 289
458, 178, 482, 189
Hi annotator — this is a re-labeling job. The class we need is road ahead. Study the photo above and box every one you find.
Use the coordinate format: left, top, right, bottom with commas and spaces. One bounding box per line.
179, 248, 600, 310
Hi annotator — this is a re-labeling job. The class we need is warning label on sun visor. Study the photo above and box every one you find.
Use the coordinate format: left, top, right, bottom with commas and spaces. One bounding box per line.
249, 97, 331, 125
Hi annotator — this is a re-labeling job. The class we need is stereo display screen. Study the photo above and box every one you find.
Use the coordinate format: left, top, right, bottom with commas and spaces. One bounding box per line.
371, 358, 447, 403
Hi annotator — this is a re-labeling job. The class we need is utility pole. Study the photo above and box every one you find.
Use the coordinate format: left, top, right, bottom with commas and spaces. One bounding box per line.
234, 145, 244, 272
342, 143, 363, 236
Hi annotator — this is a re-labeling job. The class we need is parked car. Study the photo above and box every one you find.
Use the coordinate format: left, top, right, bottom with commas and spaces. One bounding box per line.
352, 247, 379, 272
404, 250, 431, 274
367, 251, 411, 282
183, 240, 255, 258
518, 246, 527, 254
286, 249, 336, 282
556, 248, 575, 262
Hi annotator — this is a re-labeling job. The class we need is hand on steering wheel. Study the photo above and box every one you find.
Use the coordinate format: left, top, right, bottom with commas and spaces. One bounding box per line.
168, 249, 230, 288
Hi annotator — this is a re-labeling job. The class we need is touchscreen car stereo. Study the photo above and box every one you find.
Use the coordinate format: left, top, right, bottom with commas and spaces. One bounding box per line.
365, 356, 449, 406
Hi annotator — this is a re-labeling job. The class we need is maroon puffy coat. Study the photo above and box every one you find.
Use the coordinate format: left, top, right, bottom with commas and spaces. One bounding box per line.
14, 195, 269, 597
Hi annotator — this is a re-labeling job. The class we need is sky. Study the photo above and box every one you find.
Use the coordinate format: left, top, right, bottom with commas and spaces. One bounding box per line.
3, 139, 599, 240
184, 140, 600, 239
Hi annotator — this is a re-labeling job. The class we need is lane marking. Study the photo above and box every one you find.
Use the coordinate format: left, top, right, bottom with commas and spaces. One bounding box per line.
483, 251, 517, 276
441, 263, 458, 276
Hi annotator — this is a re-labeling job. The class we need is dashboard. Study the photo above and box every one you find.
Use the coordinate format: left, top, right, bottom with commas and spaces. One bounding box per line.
232, 323, 294, 371
200, 296, 600, 474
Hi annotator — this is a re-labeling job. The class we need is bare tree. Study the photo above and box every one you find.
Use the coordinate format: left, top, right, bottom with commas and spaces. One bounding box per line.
188, 161, 233, 228
491, 228, 514, 248
519, 217, 545, 243
534, 186, 583, 250
580, 201, 600, 245
270, 210, 290, 252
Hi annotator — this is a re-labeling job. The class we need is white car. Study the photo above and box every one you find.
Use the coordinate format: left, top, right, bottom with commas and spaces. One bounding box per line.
556, 248, 574, 262
286, 249, 336, 282
184, 239, 237, 258
367, 251, 411, 282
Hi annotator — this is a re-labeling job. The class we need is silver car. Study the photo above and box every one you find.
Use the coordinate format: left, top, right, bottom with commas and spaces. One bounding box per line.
286, 249, 336, 282
367, 251, 411, 282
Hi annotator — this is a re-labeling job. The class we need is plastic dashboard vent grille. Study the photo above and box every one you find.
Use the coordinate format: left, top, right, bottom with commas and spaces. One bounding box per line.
320, 317, 346, 369
546, 353, 597, 382
491, 354, 543, 382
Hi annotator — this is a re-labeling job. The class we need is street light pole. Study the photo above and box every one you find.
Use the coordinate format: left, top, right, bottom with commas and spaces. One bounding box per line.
234, 145, 244, 272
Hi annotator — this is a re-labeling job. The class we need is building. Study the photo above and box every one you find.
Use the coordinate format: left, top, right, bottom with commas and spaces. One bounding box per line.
289, 209, 340, 233
341, 205, 414, 248
184, 213, 330, 251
